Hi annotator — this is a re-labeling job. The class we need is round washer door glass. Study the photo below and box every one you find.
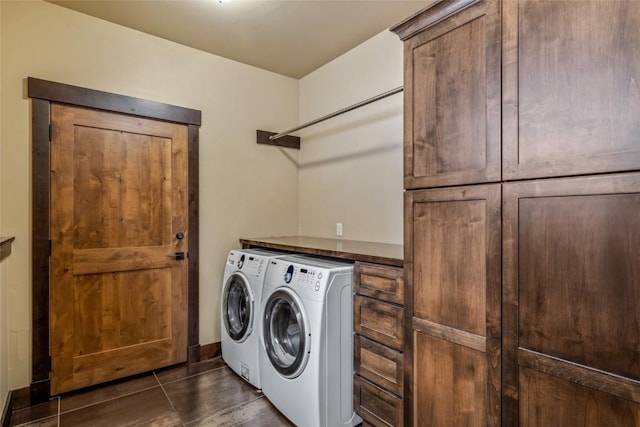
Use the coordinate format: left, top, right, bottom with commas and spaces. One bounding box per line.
222, 273, 254, 342
263, 288, 310, 378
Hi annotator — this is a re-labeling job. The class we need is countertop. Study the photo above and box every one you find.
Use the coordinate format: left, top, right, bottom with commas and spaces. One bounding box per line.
240, 236, 403, 267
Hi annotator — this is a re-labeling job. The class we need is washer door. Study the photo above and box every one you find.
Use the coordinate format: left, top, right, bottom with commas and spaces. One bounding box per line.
263, 288, 310, 379
222, 272, 254, 342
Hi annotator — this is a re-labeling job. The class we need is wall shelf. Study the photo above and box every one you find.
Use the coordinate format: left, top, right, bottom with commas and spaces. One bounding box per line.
1, 236, 15, 261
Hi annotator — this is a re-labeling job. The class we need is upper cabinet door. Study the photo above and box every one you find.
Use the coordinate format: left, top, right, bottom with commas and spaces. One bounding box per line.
503, 0, 640, 180
393, 0, 501, 190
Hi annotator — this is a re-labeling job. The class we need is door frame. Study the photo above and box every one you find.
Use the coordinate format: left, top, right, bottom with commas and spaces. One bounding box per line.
27, 77, 202, 403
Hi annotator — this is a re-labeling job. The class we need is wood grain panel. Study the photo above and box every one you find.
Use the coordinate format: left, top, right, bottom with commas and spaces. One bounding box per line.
187, 124, 200, 359
413, 317, 485, 354
520, 368, 640, 427
240, 236, 403, 267
73, 124, 172, 249
355, 296, 404, 350
407, 184, 501, 426
519, 349, 640, 404
519, 192, 640, 380
355, 335, 404, 396
503, 0, 640, 179
413, 198, 486, 335
50, 104, 188, 394
355, 262, 404, 305
414, 332, 487, 426
31, 98, 52, 402
412, 17, 486, 177
73, 246, 174, 275
73, 269, 172, 356
402, 0, 501, 189
403, 194, 415, 427
355, 376, 404, 427
27, 77, 201, 126
502, 173, 640, 423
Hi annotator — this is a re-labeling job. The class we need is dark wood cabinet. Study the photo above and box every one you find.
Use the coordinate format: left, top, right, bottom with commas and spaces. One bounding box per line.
394, 0, 501, 190
405, 184, 501, 426
503, 0, 640, 180
393, 0, 640, 425
502, 174, 640, 425
353, 262, 405, 427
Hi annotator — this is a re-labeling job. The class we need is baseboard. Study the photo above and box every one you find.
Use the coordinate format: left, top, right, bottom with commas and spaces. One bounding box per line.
9, 387, 29, 411
1, 384, 34, 427
187, 342, 221, 364
29, 379, 50, 405
200, 342, 221, 360
1, 390, 12, 427
188, 344, 201, 364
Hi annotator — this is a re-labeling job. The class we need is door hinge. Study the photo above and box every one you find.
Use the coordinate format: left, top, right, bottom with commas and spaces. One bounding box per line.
48, 124, 52, 141
49, 355, 52, 372
49, 240, 52, 256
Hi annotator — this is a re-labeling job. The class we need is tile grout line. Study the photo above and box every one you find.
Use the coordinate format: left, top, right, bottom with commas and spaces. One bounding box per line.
57, 384, 160, 416
13, 363, 226, 426
11, 396, 60, 427
154, 372, 185, 427
155, 363, 228, 387
57, 365, 212, 416
183, 392, 266, 426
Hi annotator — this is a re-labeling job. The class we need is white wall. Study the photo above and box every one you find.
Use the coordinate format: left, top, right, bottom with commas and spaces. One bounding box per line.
297, 31, 403, 244
0, 0, 8, 410
0, 0, 299, 390
0, 0, 405, 396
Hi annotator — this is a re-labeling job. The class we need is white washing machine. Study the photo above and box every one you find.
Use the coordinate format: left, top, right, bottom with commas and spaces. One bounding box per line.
220, 248, 288, 389
259, 255, 362, 427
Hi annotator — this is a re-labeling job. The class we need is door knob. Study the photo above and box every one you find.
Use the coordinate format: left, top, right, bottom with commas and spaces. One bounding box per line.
176, 232, 184, 240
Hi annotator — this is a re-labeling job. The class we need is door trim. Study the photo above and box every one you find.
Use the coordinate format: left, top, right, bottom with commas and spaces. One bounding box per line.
27, 77, 202, 403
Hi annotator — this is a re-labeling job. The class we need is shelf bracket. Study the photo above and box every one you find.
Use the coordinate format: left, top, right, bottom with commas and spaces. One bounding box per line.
256, 130, 300, 149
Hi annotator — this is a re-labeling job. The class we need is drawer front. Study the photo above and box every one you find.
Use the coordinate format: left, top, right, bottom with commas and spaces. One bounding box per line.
354, 376, 403, 427
355, 335, 404, 396
354, 295, 404, 350
355, 262, 404, 305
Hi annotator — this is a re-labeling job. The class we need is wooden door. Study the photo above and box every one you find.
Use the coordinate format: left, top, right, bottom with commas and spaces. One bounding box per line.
50, 104, 188, 394
502, 173, 640, 425
405, 184, 501, 426
503, 0, 640, 180
394, 0, 501, 190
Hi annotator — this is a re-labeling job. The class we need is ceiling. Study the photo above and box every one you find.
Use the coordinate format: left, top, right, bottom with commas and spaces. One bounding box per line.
47, 0, 427, 79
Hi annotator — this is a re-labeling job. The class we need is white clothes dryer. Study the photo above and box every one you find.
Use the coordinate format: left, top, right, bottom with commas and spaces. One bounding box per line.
220, 248, 288, 389
259, 255, 361, 427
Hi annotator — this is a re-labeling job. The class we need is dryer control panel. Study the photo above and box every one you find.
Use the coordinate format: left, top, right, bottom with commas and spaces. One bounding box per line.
226, 251, 267, 279
265, 256, 353, 302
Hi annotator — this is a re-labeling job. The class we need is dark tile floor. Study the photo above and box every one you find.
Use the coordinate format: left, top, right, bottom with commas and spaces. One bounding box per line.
10, 358, 294, 427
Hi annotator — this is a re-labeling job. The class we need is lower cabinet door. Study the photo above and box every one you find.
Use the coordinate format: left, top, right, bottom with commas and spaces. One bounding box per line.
406, 184, 502, 426
503, 173, 640, 425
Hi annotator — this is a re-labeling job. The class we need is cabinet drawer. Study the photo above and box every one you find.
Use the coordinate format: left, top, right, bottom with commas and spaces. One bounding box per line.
355, 262, 404, 305
354, 295, 404, 350
354, 376, 403, 427
355, 335, 404, 396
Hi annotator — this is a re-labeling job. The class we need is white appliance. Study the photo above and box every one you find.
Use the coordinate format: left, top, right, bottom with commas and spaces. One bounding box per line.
220, 248, 288, 389
259, 255, 361, 427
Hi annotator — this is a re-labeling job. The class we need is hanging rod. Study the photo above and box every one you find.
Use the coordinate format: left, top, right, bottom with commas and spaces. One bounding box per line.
257, 86, 403, 149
